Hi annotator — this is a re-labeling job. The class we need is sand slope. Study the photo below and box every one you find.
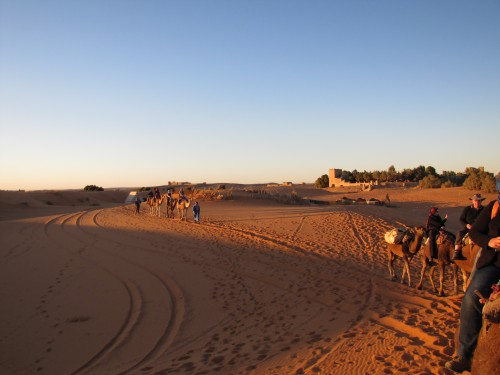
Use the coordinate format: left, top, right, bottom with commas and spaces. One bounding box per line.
1, 186, 496, 374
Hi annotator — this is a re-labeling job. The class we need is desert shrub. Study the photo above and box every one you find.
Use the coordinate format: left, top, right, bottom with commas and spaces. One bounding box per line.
463, 167, 496, 192
315, 174, 329, 188
481, 174, 497, 193
441, 180, 454, 188
419, 175, 442, 189
191, 188, 233, 201
84, 185, 104, 191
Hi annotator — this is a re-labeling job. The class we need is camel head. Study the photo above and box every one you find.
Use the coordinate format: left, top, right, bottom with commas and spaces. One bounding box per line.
413, 226, 427, 238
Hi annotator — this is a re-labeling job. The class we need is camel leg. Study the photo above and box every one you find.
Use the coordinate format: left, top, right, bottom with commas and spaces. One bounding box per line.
438, 264, 445, 296
402, 257, 411, 287
429, 266, 437, 294
387, 251, 396, 281
416, 258, 427, 290
451, 263, 458, 295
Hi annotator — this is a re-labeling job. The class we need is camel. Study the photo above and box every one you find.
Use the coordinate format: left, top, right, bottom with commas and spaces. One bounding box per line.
146, 195, 164, 217
163, 194, 177, 219
146, 197, 154, 215
471, 288, 500, 374
177, 198, 190, 221
452, 242, 482, 292
387, 226, 427, 287
416, 230, 460, 296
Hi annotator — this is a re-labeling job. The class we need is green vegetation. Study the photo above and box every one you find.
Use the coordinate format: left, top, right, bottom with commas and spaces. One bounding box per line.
316, 165, 498, 192
463, 167, 497, 193
314, 174, 329, 188
84, 185, 104, 191
418, 175, 442, 189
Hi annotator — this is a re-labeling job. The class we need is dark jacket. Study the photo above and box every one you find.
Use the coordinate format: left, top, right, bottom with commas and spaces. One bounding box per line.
470, 200, 500, 270
427, 213, 447, 232
459, 205, 483, 228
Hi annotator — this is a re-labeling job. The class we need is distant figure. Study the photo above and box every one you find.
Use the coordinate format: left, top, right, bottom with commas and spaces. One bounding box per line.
135, 196, 141, 214
166, 188, 173, 204
148, 189, 154, 199
452, 194, 485, 260
426, 206, 448, 264
385, 193, 391, 206
193, 201, 200, 223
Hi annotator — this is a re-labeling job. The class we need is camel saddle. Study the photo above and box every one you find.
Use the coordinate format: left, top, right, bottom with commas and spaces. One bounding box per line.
384, 228, 412, 245
461, 232, 475, 247
436, 229, 455, 245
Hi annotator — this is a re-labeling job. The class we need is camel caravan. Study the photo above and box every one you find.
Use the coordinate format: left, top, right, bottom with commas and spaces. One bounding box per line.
142, 187, 192, 221
385, 226, 479, 295
384, 224, 499, 373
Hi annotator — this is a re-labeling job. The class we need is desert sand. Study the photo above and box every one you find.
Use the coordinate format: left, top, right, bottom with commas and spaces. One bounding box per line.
1, 185, 497, 375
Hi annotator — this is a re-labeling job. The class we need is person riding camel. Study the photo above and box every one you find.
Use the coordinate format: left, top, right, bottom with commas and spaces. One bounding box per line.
178, 188, 188, 204
452, 193, 485, 260
426, 206, 448, 265
154, 188, 161, 200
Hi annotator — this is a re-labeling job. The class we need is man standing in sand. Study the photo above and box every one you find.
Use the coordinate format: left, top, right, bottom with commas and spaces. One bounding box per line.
135, 196, 142, 214
193, 201, 200, 224
452, 194, 485, 260
445, 178, 500, 373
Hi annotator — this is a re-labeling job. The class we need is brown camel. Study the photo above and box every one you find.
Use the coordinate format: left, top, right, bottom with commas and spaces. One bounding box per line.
452, 242, 481, 292
387, 226, 427, 287
163, 194, 177, 219
146, 195, 164, 217
470, 287, 500, 374
177, 198, 190, 221
146, 197, 154, 215
416, 230, 460, 296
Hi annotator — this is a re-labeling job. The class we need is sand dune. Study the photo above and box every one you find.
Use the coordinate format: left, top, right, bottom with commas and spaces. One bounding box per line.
1, 186, 497, 374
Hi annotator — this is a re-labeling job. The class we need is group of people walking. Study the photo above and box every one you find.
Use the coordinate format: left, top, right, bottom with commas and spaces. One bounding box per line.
425, 178, 500, 373
134, 187, 201, 223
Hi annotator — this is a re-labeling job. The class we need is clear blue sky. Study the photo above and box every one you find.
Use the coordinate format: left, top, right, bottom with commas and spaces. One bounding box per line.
1, 1, 499, 190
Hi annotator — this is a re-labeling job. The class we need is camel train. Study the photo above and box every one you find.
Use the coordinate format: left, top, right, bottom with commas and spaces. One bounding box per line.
145, 190, 191, 221
385, 227, 479, 296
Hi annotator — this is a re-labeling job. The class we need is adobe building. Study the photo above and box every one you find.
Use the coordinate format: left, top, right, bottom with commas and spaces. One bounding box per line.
328, 168, 378, 190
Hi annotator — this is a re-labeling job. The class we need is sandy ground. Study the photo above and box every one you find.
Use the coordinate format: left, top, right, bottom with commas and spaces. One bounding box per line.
0, 186, 497, 375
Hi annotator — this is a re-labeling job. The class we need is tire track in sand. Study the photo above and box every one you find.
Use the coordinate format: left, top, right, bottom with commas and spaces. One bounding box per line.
43, 210, 185, 375
78, 210, 186, 375
42, 212, 146, 375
